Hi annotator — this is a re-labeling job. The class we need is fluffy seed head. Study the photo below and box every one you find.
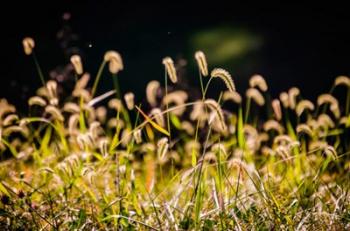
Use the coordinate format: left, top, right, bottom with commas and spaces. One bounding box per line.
22, 37, 35, 55
246, 88, 265, 106
162, 90, 188, 116
194, 51, 208, 76
104, 51, 123, 74
279, 92, 289, 108
157, 137, 169, 161
211, 68, 235, 92
296, 100, 314, 116
288, 87, 300, 109
150, 108, 165, 128
70, 55, 83, 75
317, 94, 340, 118
223, 91, 242, 104
249, 74, 268, 92
133, 129, 142, 144
317, 114, 335, 128
263, 120, 284, 134
334, 75, 350, 88
75, 73, 90, 90
28, 96, 47, 107
271, 99, 282, 121
204, 99, 226, 131
45, 105, 64, 121
162, 57, 177, 83
124, 92, 135, 110
296, 124, 313, 136
146, 80, 160, 107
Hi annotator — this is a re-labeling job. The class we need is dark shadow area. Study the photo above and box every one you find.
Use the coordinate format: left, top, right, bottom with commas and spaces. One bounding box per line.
1, 2, 350, 108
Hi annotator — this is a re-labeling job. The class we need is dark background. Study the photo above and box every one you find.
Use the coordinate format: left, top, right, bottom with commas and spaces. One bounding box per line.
1, 2, 350, 108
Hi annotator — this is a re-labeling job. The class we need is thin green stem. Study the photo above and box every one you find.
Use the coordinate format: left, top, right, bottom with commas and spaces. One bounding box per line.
91, 60, 106, 97
32, 52, 46, 86
244, 98, 251, 124
165, 70, 171, 139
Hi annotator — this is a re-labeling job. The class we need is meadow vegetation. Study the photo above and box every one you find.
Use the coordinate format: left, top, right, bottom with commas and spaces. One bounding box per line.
0, 37, 350, 230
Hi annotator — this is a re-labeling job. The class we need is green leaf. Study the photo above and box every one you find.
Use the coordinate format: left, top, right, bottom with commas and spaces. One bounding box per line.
0, 182, 10, 197
135, 106, 170, 137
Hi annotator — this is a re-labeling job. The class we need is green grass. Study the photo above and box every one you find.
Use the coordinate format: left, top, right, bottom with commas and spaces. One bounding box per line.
0, 42, 350, 230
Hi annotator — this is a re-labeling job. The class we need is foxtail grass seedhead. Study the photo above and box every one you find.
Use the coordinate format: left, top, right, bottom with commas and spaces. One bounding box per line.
45, 105, 64, 121
204, 99, 226, 131
2, 114, 18, 127
28, 96, 47, 107
133, 129, 142, 144
162, 90, 188, 116
195, 51, 208, 76
272, 99, 282, 121
296, 124, 313, 136
334, 75, 350, 88
296, 100, 314, 116
246, 88, 265, 106
108, 98, 123, 111
288, 87, 300, 109
22, 37, 35, 55
150, 108, 165, 127
146, 80, 160, 107
317, 94, 340, 118
279, 92, 289, 108
70, 54, 84, 75
162, 57, 177, 83
223, 91, 242, 104
124, 92, 135, 110
318, 114, 335, 128
157, 137, 169, 160
263, 120, 284, 134
211, 68, 236, 92
75, 73, 90, 90
104, 50, 123, 74
249, 74, 268, 92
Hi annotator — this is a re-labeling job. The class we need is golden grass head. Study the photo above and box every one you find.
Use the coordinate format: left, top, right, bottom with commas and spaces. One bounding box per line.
150, 108, 165, 128
104, 50, 123, 74
162, 57, 177, 83
317, 94, 340, 118
334, 75, 350, 88
28, 96, 47, 107
279, 92, 289, 108
146, 80, 160, 107
45, 105, 64, 121
296, 100, 314, 116
246, 88, 265, 106
124, 92, 135, 110
296, 124, 313, 137
70, 54, 84, 75
204, 99, 227, 131
211, 68, 235, 92
162, 90, 188, 116
22, 37, 35, 55
288, 87, 300, 109
223, 91, 242, 104
133, 129, 142, 144
195, 50, 208, 76
263, 119, 284, 134
271, 99, 282, 121
249, 74, 268, 92
157, 137, 169, 161
75, 73, 90, 90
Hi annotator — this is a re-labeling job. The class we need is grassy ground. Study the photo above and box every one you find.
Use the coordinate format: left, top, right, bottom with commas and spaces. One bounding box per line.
0, 40, 350, 230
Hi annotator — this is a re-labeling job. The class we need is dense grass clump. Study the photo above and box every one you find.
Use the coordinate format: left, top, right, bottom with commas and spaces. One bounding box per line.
1, 38, 350, 230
